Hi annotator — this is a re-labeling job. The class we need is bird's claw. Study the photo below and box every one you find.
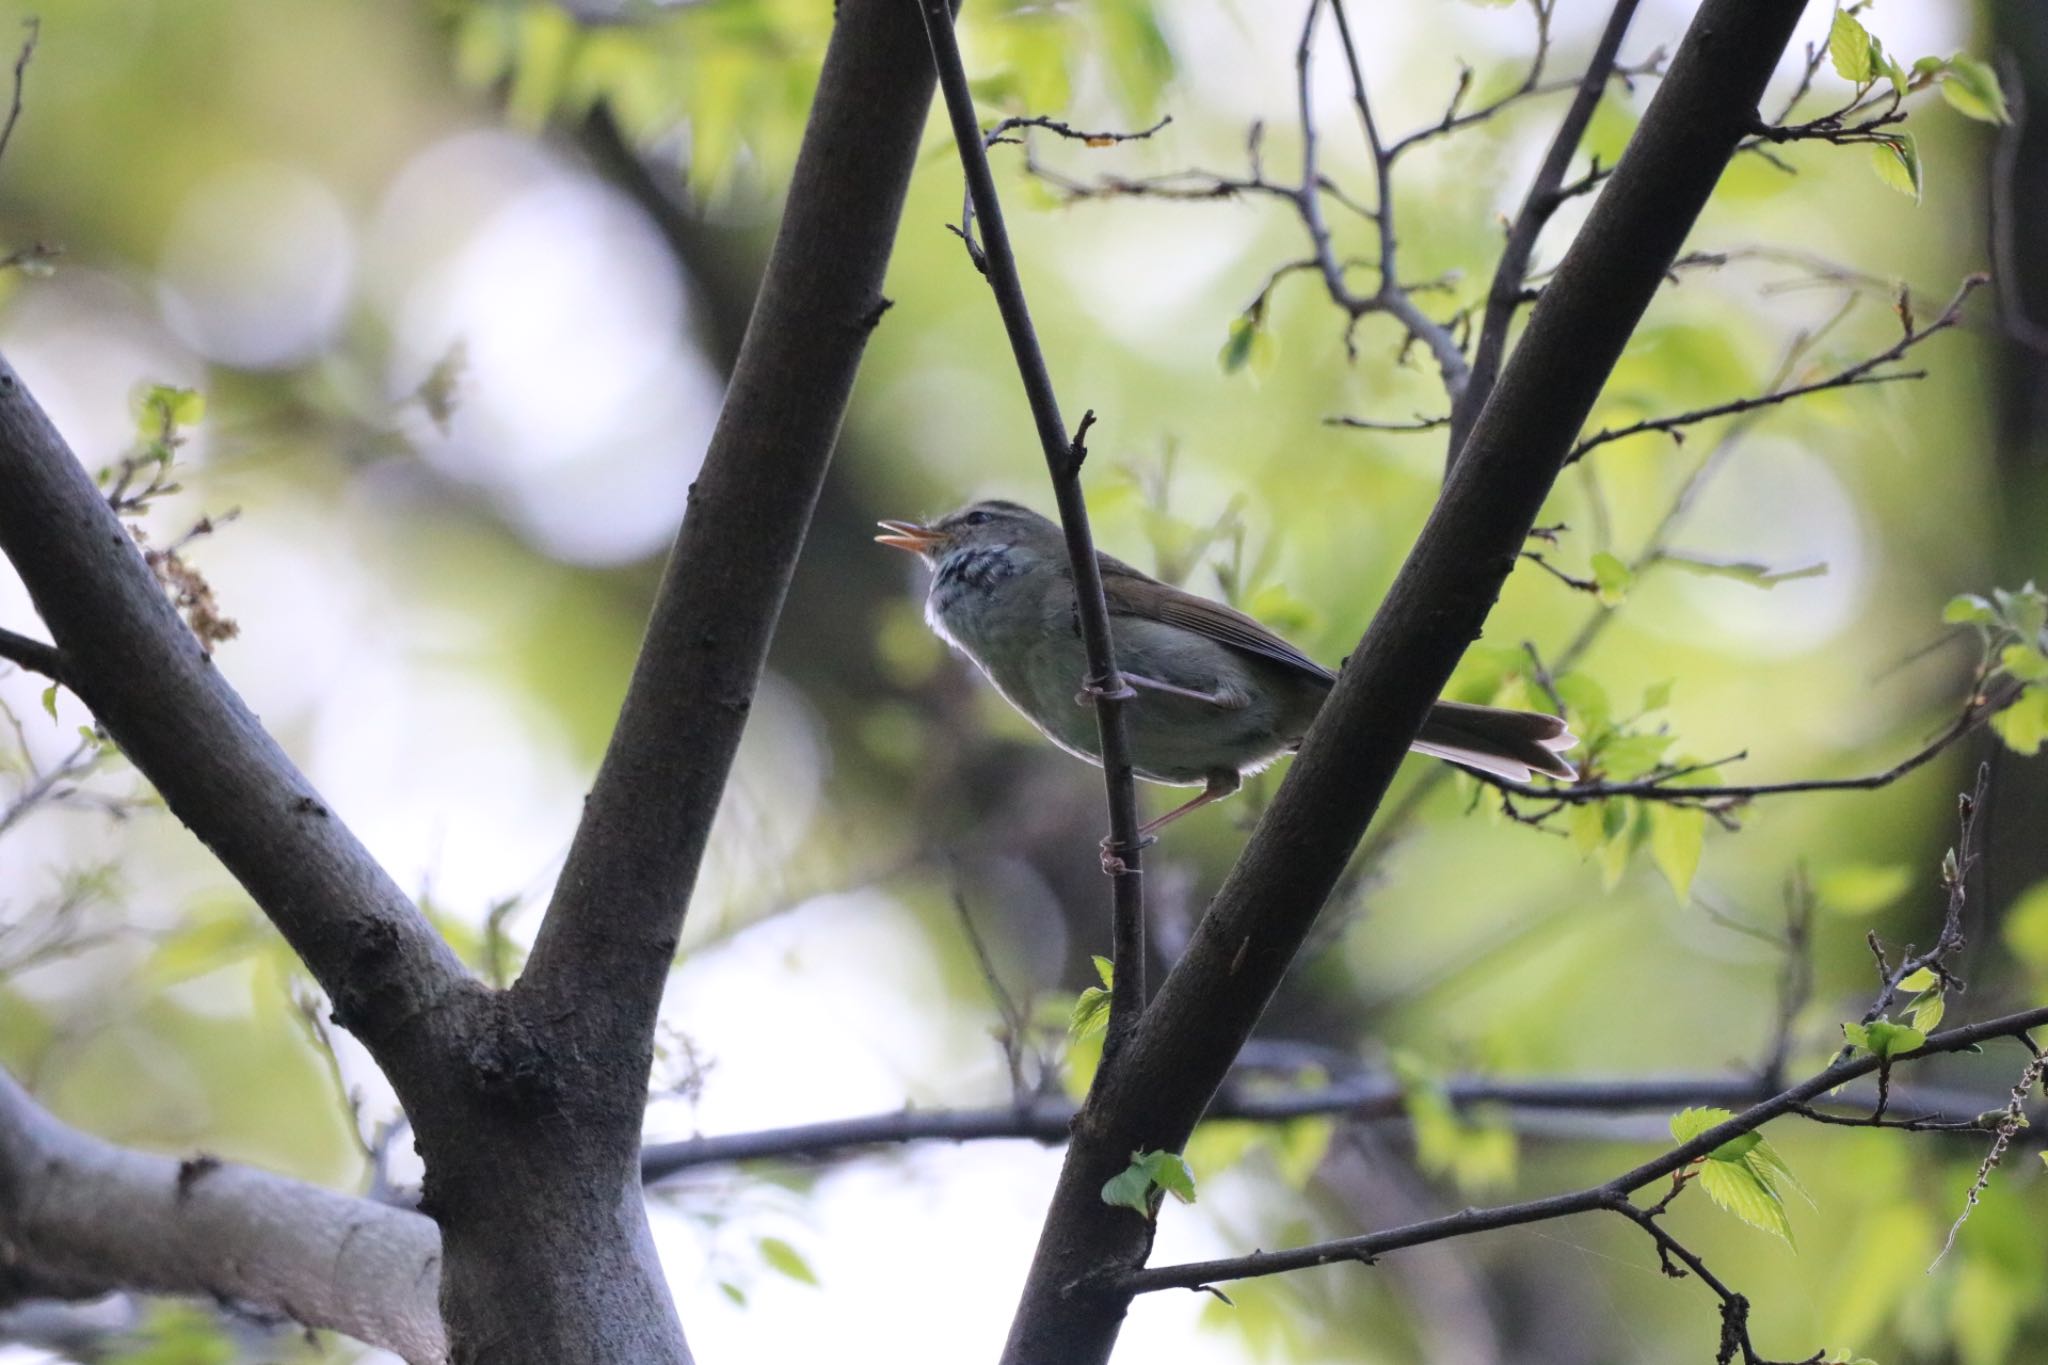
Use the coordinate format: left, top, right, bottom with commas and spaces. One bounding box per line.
1098, 832, 1156, 875
1075, 677, 1138, 707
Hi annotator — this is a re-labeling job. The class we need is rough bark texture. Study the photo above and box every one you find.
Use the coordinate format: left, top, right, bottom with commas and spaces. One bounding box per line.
0, 1071, 445, 1363
0, 0, 945, 1356
999, 2, 1812, 1361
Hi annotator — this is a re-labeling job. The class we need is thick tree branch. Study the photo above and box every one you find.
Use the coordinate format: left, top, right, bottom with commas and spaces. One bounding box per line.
421, 4, 949, 1359
999, 3, 1810, 1360
915, 0, 1148, 1058
0, 367, 475, 1090
0, 1068, 445, 1363
519, 0, 939, 1028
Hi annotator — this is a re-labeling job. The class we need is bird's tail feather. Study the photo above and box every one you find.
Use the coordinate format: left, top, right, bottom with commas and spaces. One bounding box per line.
1413, 699, 1577, 782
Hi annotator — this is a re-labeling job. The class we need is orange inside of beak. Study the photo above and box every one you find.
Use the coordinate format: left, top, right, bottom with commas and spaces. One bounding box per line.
875, 520, 946, 553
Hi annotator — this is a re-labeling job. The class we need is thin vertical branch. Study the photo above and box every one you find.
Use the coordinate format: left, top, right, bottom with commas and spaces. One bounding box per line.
913, 0, 1148, 1061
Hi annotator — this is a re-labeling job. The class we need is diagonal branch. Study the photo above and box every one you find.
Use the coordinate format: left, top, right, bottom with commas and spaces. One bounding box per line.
1123, 1000, 2048, 1294
997, 3, 1812, 1360
0, 1066, 445, 1363
519, 0, 945, 1070
914, 0, 1149, 1060
0, 365, 474, 1091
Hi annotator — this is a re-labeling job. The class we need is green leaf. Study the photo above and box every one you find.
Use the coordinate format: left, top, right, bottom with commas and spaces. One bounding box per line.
1217, 314, 1277, 379
1647, 803, 1706, 903
1143, 1150, 1197, 1204
1070, 986, 1111, 1041
39, 683, 57, 721
1990, 686, 2048, 756
1708, 1129, 1762, 1162
718, 1281, 747, 1307
1599, 732, 1674, 781
1944, 593, 1997, 626
1867, 133, 1922, 202
1669, 1105, 1733, 1146
1698, 1157, 1795, 1245
757, 1236, 820, 1287
2002, 644, 2048, 683
1069, 955, 1115, 1040
1898, 967, 1939, 991
1828, 8, 1875, 84
1811, 862, 1912, 916
1907, 986, 1946, 1033
1590, 551, 1633, 606
1641, 679, 1674, 712
1995, 582, 2048, 641
1844, 1018, 1926, 1059
1939, 53, 2011, 124
139, 384, 205, 432
1101, 1149, 1197, 1216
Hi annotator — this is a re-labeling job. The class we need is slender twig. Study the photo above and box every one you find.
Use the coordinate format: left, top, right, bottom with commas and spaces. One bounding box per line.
1324, 0, 1469, 385
1122, 1000, 2048, 1293
1482, 679, 2017, 812
0, 18, 37, 171
914, 0, 1147, 1065
984, 114, 1171, 149
1325, 413, 1448, 433
636, 1068, 2017, 1182
1845, 763, 1988, 1040
1451, 0, 1641, 465
1568, 275, 1985, 463
951, 883, 1039, 1101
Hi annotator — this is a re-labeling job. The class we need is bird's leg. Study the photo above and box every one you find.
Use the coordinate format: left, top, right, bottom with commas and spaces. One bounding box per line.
1080, 672, 1250, 709
1136, 769, 1243, 837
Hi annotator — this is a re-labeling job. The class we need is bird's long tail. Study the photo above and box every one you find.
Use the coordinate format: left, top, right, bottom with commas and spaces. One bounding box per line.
1411, 699, 1578, 783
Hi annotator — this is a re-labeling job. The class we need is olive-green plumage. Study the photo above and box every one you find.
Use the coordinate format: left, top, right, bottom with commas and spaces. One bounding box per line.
879, 500, 1576, 833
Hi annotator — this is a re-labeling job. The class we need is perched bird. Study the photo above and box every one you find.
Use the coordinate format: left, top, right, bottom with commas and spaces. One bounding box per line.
877, 499, 1576, 835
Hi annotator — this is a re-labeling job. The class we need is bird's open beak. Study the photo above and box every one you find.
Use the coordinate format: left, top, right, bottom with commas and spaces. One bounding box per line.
875, 519, 948, 554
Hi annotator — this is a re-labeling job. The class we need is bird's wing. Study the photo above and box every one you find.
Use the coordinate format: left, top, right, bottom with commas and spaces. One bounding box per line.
1098, 560, 1336, 683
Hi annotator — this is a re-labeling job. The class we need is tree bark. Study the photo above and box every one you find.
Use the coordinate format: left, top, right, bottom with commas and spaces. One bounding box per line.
0, 0, 945, 1356
0, 1070, 445, 1363
1000, 2, 1811, 1361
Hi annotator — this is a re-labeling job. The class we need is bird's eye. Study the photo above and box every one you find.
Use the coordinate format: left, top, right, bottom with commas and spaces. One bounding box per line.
964, 510, 991, 526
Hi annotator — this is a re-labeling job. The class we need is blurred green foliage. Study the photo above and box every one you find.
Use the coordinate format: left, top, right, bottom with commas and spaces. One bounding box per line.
0, 0, 2043, 1363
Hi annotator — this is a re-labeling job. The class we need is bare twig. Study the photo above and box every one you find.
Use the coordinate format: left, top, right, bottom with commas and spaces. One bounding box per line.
636, 1067, 2018, 1181
0, 18, 36, 171
1480, 680, 2017, 814
1451, 0, 1642, 465
915, 0, 1148, 1064
1324, 412, 1448, 433
1123, 1002, 2048, 1359
1569, 276, 1985, 463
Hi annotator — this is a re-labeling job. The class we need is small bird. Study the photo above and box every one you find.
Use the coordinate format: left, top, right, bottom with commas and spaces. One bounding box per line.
877, 499, 1576, 836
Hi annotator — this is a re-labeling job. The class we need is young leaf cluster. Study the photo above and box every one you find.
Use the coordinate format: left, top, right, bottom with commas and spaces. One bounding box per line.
1668, 1106, 1812, 1246
1946, 583, 2048, 754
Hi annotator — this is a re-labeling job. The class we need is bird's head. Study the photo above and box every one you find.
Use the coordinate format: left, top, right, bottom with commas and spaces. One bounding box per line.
874, 499, 1062, 564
